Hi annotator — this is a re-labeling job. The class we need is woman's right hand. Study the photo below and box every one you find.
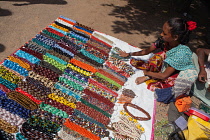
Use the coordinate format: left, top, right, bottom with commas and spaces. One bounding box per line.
198, 69, 207, 83
118, 50, 130, 57
135, 76, 148, 85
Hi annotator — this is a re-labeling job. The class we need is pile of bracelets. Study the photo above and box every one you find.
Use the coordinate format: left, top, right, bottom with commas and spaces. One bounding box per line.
0, 107, 25, 126
15, 49, 41, 64
0, 96, 31, 119
87, 78, 118, 102
2, 59, 28, 77
0, 65, 21, 84
67, 31, 89, 43
25, 40, 47, 54
32, 64, 59, 82
7, 91, 38, 110
64, 119, 101, 140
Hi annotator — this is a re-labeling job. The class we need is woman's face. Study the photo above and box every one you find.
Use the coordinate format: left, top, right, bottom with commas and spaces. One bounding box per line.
160, 22, 176, 43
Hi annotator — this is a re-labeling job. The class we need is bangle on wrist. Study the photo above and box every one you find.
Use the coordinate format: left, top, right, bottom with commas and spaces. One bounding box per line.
145, 76, 150, 80
200, 65, 206, 68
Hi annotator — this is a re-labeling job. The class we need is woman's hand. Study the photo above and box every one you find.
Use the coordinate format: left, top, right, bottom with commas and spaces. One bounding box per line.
135, 76, 148, 85
118, 50, 130, 57
198, 69, 207, 83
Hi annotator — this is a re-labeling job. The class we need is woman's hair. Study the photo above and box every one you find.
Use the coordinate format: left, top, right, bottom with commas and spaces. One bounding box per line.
167, 17, 191, 45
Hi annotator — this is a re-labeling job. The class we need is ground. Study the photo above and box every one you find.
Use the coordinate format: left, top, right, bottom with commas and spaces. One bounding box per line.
0, 0, 209, 139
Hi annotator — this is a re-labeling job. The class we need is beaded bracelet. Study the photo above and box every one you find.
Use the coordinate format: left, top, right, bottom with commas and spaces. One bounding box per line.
25, 40, 47, 54
27, 115, 61, 134
123, 103, 151, 121
48, 93, 76, 108
76, 102, 110, 125
39, 60, 63, 75
39, 102, 69, 118
15, 49, 40, 64
0, 76, 17, 90
59, 76, 84, 91
48, 25, 67, 35
30, 109, 64, 125
73, 26, 92, 38
32, 64, 59, 82
32, 38, 52, 50
83, 88, 115, 108
54, 21, 72, 31
3, 59, 28, 76
87, 38, 111, 54
0, 96, 31, 119
57, 40, 78, 54
0, 129, 15, 139
7, 91, 38, 110
55, 18, 74, 29
60, 74, 87, 87
67, 63, 92, 77
83, 44, 108, 60
20, 47, 43, 60
0, 65, 21, 84
1, 63, 26, 79
76, 52, 104, 67
59, 15, 77, 25
61, 37, 82, 50
88, 78, 118, 98
67, 31, 88, 43
91, 75, 120, 91
35, 33, 56, 47
70, 58, 97, 73
58, 126, 89, 140
75, 22, 94, 32
52, 43, 75, 58
47, 50, 70, 63
46, 27, 65, 37
15, 87, 42, 104
64, 69, 88, 84
69, 113, 108, 138
42, 29, 63, 40
80, 98, 111, 118
73, 109, 105, 128
45, 52, 67, 65
0, 83, 11, 93
97, 69, 125, 86
79, 49, 105, 64
64, 119, 100, 140
0, 107, 25, 126
94, 72, 122, 88
28, 71, 55, 89
7, 56, 31, 70
51, 23, 70, 32
0, 118, 18, 133
20, 122, 55, 139
54, 82, 81, 100
82, 95, 114, 114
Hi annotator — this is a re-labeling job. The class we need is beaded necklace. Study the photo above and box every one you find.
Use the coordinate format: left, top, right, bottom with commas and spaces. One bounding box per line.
0, 65, 21, 84
39, 60, 63, 75
25, 40, 47, 54
51, 23, 69, 32
70, 58, 97, 73
54, 21, 72, 31
7, 56, 31, 70
0, 118, 18, 133
15, 49, 40, 64
46, 27, 65, 37
55, 18, 74, 29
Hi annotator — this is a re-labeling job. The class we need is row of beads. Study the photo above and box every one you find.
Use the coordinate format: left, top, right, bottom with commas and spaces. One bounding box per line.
0, 76, 17, 90
51, 23, 70, 32
7, 91, 38, 110
0, 65, 21, 84
64, 119, 100, 140
75, 22, 94, 32
59, 76, 84, 91
0, 118, 18, 133
25, 40, 47, 54
39, 60, 63, 75
20, 47, 43, 60
67, 31, 88, 43
60, 74, 86, 87
62, 37, 82, 51
57, 39, 78, 54
7, 55, 31, 70
76, 53, 104, 67
54, 21, 72, 31
70, 58, 97, 73
40, 103, 69, 118
83, 44, 108, 60
42, 29, 63, 40
47, 49, 70, 63
67, 63, 92, 76
48, 93, 76, 108
55, 18, 74, 29
3, 59, 28, 76
76, 102, 110, 125
45, 27, 65, 37
92, 75, 120, 91
79, 49, 105, 64
15, 49, 41, 64
87, 38, 111, 54
64, 69, 88, 84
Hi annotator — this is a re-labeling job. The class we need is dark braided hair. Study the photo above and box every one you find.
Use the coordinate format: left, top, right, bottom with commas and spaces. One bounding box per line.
167, 18, 191, 45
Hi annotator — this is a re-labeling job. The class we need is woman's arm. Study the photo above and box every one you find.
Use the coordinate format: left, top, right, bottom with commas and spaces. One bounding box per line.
118, 45, 157, 57
144, 66, 176, 80
196, 48, 210, 82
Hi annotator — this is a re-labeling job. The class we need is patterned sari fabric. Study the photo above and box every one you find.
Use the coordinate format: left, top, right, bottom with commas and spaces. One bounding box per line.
130, 51, 178, 91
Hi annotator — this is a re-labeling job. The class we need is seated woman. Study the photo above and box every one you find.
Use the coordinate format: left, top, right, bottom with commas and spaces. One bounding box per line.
118, 17, 198, 103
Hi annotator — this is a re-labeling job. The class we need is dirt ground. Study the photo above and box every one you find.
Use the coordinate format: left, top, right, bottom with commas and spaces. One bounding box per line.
0, 0, 209, 139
